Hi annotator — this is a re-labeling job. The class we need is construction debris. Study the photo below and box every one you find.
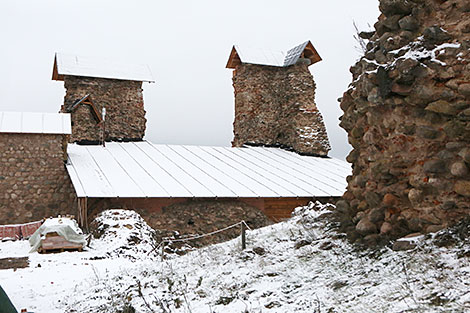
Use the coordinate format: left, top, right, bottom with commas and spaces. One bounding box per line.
0, 221, 43, 241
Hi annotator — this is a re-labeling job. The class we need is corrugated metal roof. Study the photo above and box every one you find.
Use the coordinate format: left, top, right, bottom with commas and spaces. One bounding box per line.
0, 112, 71, 135
66, 141, 350, 198
284, 41, 309, 66
53, 53, 155, 83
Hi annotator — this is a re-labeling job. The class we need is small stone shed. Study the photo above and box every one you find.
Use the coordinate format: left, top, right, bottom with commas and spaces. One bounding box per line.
52, 52, 154, 143
0, 112, 76, 224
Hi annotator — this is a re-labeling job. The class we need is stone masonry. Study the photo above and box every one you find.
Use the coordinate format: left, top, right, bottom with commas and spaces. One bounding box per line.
0, 133, 76, 224
231, 62, 331, 156
89, 198, 272, 249
61, 76, 146, 143
338, 0, 470, 243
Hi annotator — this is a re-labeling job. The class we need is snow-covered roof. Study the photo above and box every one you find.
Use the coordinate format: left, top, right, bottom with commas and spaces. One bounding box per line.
66, 141, 350, 198
52, 53, 155, 83
0, 112, 71, 135
226, 40, 322, 69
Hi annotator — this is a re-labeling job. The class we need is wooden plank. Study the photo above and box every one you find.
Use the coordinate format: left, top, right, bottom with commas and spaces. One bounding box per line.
262, 197, 311, 221
39, 233, 83, 253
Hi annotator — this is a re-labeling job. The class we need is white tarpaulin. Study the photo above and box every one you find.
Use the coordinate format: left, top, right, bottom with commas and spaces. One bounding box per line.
29, 218, 86, 252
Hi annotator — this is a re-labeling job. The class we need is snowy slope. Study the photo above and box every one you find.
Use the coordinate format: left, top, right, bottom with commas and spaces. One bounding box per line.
1, 204, 469, 312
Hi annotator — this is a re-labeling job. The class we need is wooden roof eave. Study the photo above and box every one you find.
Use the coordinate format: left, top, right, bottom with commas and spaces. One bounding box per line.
226, 46, 241, 69
52, 54, 65, 81
304, 41, 322, 66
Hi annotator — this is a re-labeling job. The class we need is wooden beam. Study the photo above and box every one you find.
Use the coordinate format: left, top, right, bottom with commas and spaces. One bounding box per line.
77, 197, 89, 231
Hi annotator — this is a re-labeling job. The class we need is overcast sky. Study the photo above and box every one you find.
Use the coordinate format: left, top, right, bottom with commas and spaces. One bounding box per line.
0, 0, 380, 159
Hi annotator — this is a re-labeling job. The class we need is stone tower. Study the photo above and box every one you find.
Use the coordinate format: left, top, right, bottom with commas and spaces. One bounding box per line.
52, 53, 154, 143
338, 0, 470, 242
226, 41, 330, 156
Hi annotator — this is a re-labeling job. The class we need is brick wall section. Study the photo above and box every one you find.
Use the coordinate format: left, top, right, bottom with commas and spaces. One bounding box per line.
0, 133, 76, 224
61, 76, 146, 143
337, 0, 470, 243
231, 62, 330, 156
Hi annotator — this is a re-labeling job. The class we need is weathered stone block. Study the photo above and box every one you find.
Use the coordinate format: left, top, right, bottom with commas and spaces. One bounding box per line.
365, 191, 381, 208
454, 180, 470, 196
458, 83, 470, 97
356, 217, 378, 235
425, 100, 459, 115
369, 207, 385, 223
416, 126, 439, 139
423, 159, 446, 174
450, 161, 468, 177
398, 15, 419, 31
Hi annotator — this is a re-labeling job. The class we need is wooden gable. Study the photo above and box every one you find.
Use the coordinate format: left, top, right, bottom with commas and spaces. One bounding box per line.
301, 41, 322, 65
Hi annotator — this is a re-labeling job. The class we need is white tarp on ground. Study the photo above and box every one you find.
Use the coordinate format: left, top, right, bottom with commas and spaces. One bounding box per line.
29, 218, 85, 252
66, 141, 351, 198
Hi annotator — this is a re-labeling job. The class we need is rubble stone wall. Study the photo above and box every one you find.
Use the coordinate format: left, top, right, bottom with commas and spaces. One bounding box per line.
231, 63, 330, 156
62, 76, 146, 143
338, 0, 470, 243
0, 133, 77, 224
87, 198, 273, 247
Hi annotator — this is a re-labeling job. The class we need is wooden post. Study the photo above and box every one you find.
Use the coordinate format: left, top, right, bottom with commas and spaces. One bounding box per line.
83, 197, 88, 233
77, 198, 82, 227
78, 197, 88, 232
101, 107, 106, 147
241, 222, 246, 250
161, 241, 165, 262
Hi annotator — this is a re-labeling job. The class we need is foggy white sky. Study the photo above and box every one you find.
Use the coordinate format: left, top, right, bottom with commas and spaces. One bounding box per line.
0, 0, 380, 159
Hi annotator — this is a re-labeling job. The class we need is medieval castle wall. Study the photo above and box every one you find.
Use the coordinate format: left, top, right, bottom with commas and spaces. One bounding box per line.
62, 76, 146, 143
0, 133, 76, 224
338, 0, 470, 243
231, 62, 331, 156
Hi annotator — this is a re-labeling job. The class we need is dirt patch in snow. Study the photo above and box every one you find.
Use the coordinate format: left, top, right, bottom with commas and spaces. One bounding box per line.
0, 257, 29, 270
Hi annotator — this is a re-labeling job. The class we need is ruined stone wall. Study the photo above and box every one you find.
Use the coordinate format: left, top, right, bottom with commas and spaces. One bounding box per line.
232, 63, 330, 156
338, 0, 470, 243
0, 133, 77, 224
88, 198, 272, 247
62, 76, 146, 143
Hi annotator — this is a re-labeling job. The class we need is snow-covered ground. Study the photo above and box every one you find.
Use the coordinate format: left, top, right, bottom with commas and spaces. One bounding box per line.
1, 203, 469, 312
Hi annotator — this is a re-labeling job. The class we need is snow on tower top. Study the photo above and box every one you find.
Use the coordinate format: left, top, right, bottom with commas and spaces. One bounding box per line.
226, 40, 322, 69
52, 53, 155, 83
